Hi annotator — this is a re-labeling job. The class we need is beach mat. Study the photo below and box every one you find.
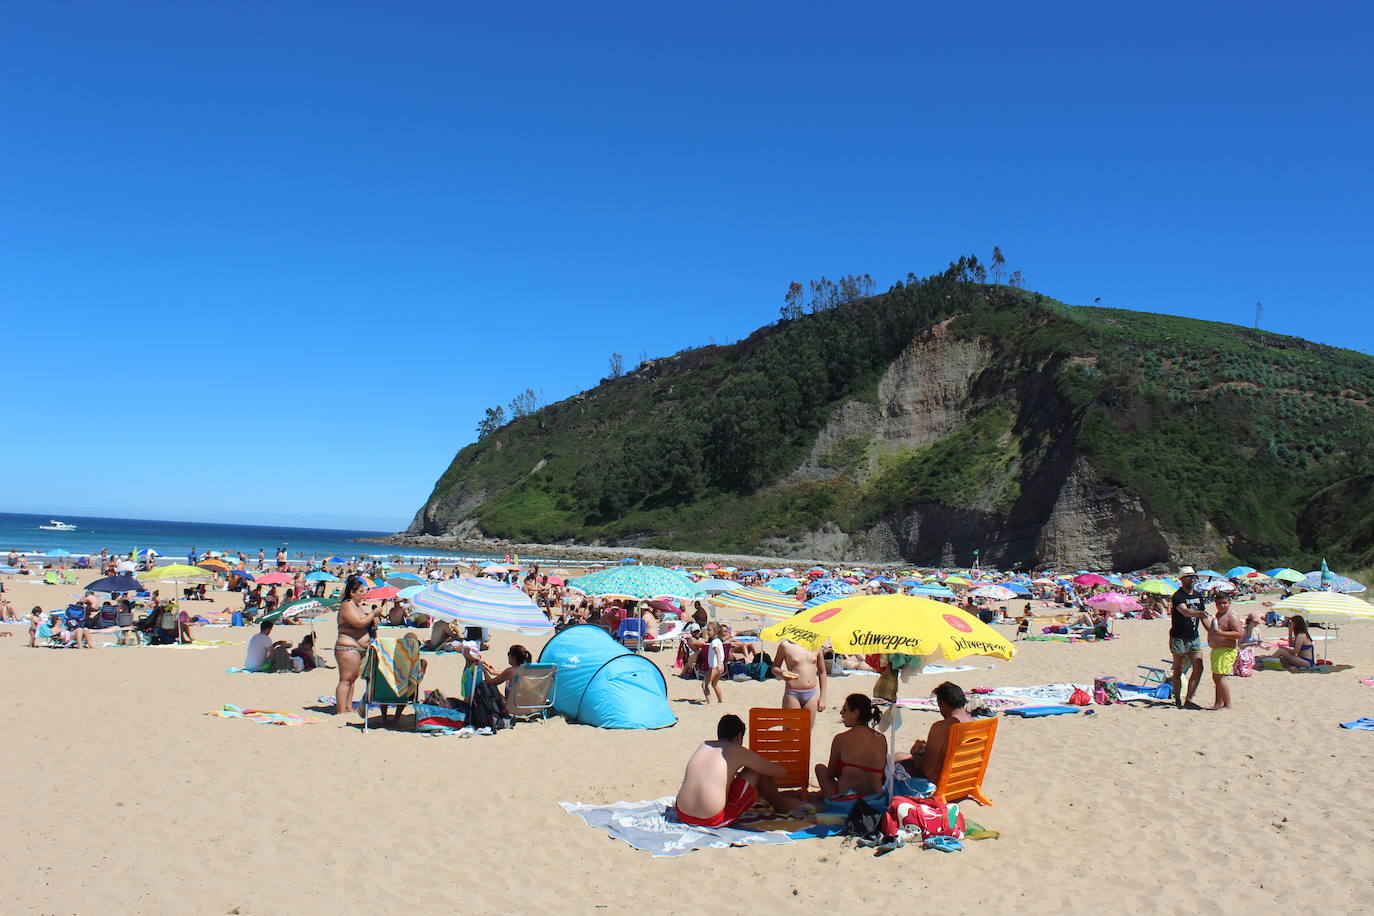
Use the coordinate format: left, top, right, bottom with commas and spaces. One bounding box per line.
559, 797, 795, 857
1003, 706, 1086, 718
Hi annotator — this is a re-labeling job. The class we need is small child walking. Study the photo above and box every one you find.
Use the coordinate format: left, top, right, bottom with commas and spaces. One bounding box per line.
702, 623, 726, 705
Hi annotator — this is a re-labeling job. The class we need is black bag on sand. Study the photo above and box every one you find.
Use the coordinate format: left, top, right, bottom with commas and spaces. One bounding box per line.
840, 798, 885, 844
467, 681, 507, 730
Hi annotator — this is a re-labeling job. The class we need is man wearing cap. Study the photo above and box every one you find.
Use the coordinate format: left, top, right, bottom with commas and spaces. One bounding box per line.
1169, 567, 1207, 708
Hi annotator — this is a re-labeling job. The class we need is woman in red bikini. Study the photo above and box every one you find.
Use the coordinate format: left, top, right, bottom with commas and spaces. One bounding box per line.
814, 693, 888, 799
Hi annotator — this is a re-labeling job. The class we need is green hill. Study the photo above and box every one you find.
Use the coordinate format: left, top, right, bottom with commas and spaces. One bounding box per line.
405, 260, 1374, 571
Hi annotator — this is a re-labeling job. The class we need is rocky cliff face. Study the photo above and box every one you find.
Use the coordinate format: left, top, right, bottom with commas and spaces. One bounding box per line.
766, 321, 1179, 569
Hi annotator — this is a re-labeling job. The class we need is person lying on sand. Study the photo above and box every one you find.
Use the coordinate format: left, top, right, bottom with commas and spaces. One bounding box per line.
672, 714, 802, 828
898, 681, 972, 781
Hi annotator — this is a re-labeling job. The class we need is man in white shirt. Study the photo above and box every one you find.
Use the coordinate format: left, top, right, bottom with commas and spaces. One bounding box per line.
244, 620, 288, 671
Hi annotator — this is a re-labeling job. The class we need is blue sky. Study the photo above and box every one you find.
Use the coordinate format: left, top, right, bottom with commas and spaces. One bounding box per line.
3, 2, 1370, 530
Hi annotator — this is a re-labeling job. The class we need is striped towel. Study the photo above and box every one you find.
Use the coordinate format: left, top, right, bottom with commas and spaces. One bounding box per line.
207, 704, 320, 725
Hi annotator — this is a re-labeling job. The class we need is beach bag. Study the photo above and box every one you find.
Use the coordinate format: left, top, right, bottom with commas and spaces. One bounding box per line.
415, 699, 468, 733
882, 796, 965, 840
1233, 647, 1255, 677
1067, 687, 1092, 706
467, 681, 507, 730
1093, 677, 1122, 705
839, 797, 886, 844
745, 659, 771, 681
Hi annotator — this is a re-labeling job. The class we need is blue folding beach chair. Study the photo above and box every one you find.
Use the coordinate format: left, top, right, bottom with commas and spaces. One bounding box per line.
615, 617, 646, 650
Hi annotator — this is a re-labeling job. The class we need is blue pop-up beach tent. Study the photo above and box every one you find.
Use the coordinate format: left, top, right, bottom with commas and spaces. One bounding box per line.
537, 625, 675, 729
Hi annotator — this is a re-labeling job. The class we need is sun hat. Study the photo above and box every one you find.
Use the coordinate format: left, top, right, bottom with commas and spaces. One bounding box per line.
1178, 566, 1198, 577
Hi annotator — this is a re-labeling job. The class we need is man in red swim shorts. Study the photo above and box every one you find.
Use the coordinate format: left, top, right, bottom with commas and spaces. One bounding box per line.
673, 714, 803, 827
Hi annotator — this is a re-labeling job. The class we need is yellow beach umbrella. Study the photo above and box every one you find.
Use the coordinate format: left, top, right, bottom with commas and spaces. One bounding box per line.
140, 563, 217, 582
1136, 580, 1175, 596
760, 594, 1015, 661
943, 575, 972, 588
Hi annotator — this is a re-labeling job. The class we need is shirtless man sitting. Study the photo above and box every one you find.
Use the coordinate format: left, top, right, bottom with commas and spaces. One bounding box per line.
771, 638, 827, 724
898, 681, 972, 780
672, 714, 803, 828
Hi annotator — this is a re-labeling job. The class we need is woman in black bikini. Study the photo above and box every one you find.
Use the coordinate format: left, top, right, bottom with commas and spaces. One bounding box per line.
814, 693, 888, 799
334, 575, 384, 716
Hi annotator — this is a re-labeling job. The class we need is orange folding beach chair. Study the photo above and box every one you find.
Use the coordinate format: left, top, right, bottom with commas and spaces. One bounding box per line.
934, 717, 997, 806
748, 707, 811, 799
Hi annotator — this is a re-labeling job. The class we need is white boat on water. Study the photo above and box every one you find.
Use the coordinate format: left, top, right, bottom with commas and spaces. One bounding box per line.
38, 519, 77, 531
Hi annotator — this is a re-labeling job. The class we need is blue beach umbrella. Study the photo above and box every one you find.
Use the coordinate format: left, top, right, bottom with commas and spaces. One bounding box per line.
46, 548, 71, 557
305, 570, 338, 582
807, 577, 856, 599
1296, 571, 1366, 594
1195, 569, 1225, 580
764, 577, 801, 592
86, 574, 144, 593
387, 572, 426, 584
1226, 566, 1257, 578
327, 556, 347, 564
695, 578, 739, 595
914, 584, 957, 598
396, 585, 425, 600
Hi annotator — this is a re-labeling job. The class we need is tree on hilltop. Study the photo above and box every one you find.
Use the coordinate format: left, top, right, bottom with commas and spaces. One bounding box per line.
990, 246, 1007, 285
477, 405, 506, 439
509, 388, 538, 418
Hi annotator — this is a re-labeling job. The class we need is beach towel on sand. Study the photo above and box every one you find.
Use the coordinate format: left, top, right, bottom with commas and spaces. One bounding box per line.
206, 704, 321, 725
559, 797, 796, 857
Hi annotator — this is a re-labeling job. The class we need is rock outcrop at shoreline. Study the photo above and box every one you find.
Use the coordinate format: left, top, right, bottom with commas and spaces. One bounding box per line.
401, 261, 1374, 571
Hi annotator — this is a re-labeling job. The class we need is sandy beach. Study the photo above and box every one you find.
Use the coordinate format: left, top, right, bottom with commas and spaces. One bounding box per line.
3, 568, 1372, 915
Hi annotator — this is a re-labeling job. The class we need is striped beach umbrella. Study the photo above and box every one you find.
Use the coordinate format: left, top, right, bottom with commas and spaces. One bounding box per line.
1277, 592, 1374, 622
970, 585, 1016, 601
710, 586, 804, 621
412, 576, 553, 634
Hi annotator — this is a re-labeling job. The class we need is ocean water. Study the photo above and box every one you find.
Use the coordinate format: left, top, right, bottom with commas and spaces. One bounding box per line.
0, 512, 480, 562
